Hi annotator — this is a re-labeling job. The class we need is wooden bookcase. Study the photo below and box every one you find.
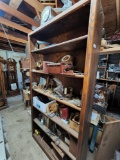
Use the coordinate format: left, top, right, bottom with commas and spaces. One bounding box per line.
29, 0, 104, 159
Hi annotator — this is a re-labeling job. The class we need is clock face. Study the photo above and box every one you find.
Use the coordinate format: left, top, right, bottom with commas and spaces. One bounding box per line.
9, 65, 14, 71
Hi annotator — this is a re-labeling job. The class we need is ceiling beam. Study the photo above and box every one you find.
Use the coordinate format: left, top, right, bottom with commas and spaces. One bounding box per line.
0, 1, 40, 27
0, 38, 26, 46
0, 27, 8, 32
116, 0, 120, 29
0, 17, 32, 34
24, 0, 45, 13
0, 45, 25, 53
0, 32, 28, 44
4, 0, 23, 20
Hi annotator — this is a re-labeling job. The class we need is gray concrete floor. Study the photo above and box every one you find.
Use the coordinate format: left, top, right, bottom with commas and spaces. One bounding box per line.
0, 95, 94, 160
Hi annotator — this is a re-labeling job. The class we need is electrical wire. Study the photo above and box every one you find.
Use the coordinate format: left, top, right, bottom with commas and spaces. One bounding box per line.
0, 23, 14, 53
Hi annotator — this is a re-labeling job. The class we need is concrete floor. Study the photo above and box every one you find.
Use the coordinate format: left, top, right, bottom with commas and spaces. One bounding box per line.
0, 95, 94, 160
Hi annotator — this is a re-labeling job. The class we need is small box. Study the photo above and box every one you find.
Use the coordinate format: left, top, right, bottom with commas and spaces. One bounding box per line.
69, 113, 80, 132
23, 89, 30, 101
47, 63, 61, 74
33, 96, 55, 113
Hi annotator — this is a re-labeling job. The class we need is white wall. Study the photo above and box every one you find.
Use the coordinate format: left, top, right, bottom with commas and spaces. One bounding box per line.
0, 49, 26, 90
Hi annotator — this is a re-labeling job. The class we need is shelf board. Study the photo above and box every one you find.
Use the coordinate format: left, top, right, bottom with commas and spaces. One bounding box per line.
41, 3, 56, 5
107, 70, 120, 73
34, 118, 76, 160
96, 78, 120, 83
33, 106, 78, 139
29, 0, 90, 40
33, 88, 81, 111
100, 46, 120, 55
98, 66, 106, 69
32, 69, 84, 79
33, 133, 55, 160
32, 35, 87, 54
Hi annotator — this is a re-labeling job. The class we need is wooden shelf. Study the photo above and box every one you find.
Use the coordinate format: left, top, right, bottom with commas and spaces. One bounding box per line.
107, 70, 120, 73
29, 0, 104, 159
32, 35, 87, 54
98, 66, 106, 69
33, 106, 78, 139
33, 88, 81, 111
41, 3, 56, 5
34, 118, 76, 160
100, 46, 120, 55
33, 133, 55, 160
96, 78, 120, 83
32, 69, 84, 79
29, 0, 90, 40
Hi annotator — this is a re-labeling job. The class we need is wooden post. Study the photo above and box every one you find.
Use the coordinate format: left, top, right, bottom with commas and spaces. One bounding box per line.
76, 0, 104, 159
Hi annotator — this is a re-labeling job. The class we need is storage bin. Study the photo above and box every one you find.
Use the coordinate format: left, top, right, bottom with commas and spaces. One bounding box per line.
33, 96, 55, 113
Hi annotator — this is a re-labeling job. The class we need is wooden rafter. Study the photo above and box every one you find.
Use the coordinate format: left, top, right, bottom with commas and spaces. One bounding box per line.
24, 0, 45, 13
0, 38, 26, 46
116, 0, 120, 29
0, 32, 27, 44
0, 17, 32, 34
4, 0, 23, 20
0, 27, 8, 32
0, 1, 40, 27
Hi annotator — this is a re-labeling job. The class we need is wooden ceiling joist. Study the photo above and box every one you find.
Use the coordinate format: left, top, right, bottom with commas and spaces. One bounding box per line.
0, 17, 32, 34
116, 0, 120, 29
0, 38, 26, 46
0, 45, 25, 53
24, 0, 45, 13
0, 1, 40, 27
0, 32, 27, 44
4, 0, 23, 20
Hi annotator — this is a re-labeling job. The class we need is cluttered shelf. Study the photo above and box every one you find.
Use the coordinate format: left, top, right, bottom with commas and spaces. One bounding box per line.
31, 35, 87, 54
33, 106, 78, 139
29, 0, 90, 40
33, 88, 81, 111
34, 118, 76, 160
33, 88, 81, 110
32, 69, 84, 79
33, 133, 55, 160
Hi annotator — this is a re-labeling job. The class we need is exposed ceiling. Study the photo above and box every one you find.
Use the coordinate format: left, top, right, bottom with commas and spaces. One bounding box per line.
0, 0, 119, 53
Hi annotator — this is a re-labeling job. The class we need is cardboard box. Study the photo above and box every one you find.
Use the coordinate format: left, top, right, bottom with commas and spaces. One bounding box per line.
69, 113, 80, 132
23, 89, 30, 101
33, 96, 55, 113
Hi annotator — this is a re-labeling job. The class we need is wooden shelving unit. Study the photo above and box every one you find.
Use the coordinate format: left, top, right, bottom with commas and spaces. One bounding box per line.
29, 0, 104, 159
97, 50, 120, 84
